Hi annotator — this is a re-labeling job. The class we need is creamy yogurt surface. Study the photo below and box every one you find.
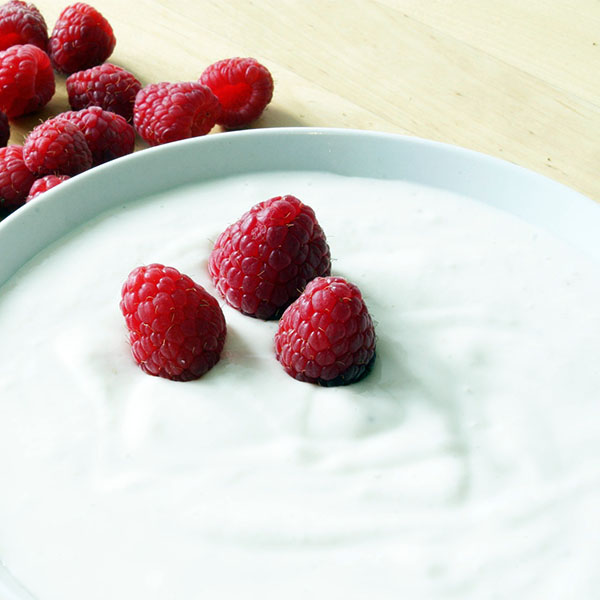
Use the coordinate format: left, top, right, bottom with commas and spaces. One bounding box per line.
1, 170, 600, 599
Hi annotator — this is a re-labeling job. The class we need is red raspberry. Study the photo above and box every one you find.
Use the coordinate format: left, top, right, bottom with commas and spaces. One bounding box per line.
0, 145, 36, 208
61, 106, 134, 166
0, 110, 9, 146
48, 2, 115, 74
120, 263, 227, 381
208, 195, 331, 320
23, 116, 92, 175
0, 1, 48, 51
200, 57, 274, 129
133, 81, 221, 146
0, 43, 54, 118
274, 277, 376, 386
26, 174, 69, 202
66, 63, 141, 122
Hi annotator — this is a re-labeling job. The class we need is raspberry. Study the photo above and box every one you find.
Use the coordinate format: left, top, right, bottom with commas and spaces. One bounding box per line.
23, 116, 92, 175
0, 43, 54, 118
0, 1, 48, 51
0, 145, 36, 208
48, 2, 115, 74
208, 195, 331, 320
274, 277, 376, 386
120, 263, 227, 381
0, 110, 9, 146
200, 57, 273, 129
133, 81, 221, 146
61, 106, 134, 166
26, 174, 69, 202
66, 63, 141, 122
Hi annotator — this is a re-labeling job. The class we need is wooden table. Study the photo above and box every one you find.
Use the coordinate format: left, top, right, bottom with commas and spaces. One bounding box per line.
15, 0, 600, 201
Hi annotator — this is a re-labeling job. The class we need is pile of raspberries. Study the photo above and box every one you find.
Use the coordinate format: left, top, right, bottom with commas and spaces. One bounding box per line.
0, 0, 274, 209
120, 195, 377, 387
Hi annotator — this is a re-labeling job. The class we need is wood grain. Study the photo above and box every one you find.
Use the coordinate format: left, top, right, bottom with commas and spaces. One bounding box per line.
10, 0, 600, 201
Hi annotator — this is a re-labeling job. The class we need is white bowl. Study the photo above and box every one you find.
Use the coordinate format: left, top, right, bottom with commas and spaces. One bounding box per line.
1, 127, 598, 600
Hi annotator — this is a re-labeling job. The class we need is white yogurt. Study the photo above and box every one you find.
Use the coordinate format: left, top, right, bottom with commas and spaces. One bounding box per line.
1, 171, 600, 599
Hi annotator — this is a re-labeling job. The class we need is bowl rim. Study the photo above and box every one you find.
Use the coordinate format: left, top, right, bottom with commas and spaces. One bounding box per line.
0, 126, 598, 289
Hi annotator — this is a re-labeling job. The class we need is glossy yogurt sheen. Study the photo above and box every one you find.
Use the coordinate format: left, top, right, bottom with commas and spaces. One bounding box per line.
1, 171, 600, 600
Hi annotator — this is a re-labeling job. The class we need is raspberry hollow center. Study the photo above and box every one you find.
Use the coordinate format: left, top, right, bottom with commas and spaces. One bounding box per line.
0, 33, 22, 50
215, 82, 252, 110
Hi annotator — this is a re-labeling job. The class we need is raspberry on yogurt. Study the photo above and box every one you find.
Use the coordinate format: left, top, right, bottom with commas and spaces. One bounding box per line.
275, 276, 376, 386
120, 263, 227, 381
208, 194, 331, 320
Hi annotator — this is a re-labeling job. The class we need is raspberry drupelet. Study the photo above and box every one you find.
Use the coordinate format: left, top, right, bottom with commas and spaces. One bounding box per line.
200, 57, 273, 129
23, 116, 92, 176
48, 2, 115, 74
0, 145, 36, 208
274, 276, 376, 386
26, 174, 70, 202
120, 264, 227, 381
66, 63, 141, 122
133, 81, 221, 146
208, 194, 331, 320
0, 0, 48, 51
61, 106, 135, 166
0, 43, 54, 118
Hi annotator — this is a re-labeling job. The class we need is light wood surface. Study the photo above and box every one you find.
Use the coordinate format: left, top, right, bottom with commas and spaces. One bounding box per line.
12, 0, 600, 201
